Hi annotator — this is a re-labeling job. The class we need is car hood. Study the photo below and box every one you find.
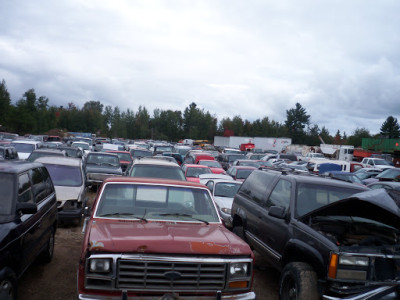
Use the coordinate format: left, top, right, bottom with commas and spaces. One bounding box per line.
55, 185, 83, 201
213, 196, 234, 209
210, 167, 225, 174
298, 189, 400, 228
85, 164, 122, 175
87, 219, 251, 255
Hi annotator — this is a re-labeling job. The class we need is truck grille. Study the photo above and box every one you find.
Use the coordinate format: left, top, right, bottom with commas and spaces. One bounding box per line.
117, 259, 226, 291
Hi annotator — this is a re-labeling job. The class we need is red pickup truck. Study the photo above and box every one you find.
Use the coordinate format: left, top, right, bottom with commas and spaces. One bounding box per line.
77, 177, 255, 299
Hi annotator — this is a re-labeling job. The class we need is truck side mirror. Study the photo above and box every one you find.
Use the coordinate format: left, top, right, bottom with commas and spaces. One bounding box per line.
268, 206, 286, 219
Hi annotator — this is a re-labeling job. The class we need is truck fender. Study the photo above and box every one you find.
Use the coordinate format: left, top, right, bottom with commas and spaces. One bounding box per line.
282, 239, 326, 277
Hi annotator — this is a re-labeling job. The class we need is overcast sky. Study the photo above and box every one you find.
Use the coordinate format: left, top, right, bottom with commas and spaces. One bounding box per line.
1, 0, 399, 136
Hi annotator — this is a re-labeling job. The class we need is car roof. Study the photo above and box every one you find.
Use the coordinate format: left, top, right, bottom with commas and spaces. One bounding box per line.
11, 140, 42, 145
132, 158, 179, 166
103, 176, 206, 188
184, 164, 210, 168
259, 169, 369, 189
0, 160, 44, 173
35, 156, 82, 167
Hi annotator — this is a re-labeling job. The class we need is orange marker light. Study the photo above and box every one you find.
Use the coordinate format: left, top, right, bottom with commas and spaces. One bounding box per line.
229, 281, 248, 289
328, 253, 338, 279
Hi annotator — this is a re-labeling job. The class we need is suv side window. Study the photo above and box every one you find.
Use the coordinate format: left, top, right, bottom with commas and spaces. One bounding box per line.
18, 173, 33, 203
238, 171, 277, 205
266, 179, 291, 210
30, 167, 53, 203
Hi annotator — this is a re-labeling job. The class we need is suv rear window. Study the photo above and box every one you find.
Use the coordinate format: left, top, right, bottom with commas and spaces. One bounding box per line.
130, 165, 186, 180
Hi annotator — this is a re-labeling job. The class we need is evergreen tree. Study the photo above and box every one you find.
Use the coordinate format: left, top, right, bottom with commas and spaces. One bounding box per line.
0, 79, 11, 127
285, 103, 310, 144
380, 116, 400, 138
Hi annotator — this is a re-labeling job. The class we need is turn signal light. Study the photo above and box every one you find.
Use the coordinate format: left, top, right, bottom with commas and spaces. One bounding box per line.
228, 281, 248, 289
328, 253, 338, 279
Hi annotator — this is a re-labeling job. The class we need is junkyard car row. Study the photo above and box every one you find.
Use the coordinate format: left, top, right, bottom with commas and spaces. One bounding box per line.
1, 134, 400, 299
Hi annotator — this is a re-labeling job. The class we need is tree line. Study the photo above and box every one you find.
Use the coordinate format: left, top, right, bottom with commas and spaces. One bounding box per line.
0, 79, 399, 146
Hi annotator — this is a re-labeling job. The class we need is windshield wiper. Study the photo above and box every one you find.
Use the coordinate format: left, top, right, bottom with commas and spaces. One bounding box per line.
99, 212, 147, 222
158, 213, 209, 225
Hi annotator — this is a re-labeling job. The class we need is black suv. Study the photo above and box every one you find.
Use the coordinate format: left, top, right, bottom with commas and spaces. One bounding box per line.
230, 169, 400, 299
0, 161, 58, 299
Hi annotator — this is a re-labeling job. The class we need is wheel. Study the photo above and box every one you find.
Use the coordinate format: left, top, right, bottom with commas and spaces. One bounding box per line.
38, 228, 55, 264
0, 277, 16, 300
232, 226, 246, 241
279, 262, 319, 300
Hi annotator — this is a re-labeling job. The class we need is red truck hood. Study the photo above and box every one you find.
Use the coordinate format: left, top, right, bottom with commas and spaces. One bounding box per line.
87, 219, 251, 255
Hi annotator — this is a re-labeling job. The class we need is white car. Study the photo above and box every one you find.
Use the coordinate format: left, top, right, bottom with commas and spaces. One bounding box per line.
361, 157, 395, 170
71, 141, 92, 156
36, 156, 88, 224
10, 140, 42, 159
202, 178, 242, 228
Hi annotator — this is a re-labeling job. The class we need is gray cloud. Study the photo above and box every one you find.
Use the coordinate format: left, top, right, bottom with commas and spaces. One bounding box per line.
1, 0, 399, 136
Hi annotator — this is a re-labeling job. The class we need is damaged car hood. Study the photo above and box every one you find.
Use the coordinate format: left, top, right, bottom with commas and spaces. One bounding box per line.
87, 219, 250, 255
298, 189, 400, 229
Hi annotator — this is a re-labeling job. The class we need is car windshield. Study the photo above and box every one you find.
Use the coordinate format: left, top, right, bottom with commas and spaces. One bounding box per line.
186, 167, 212, 178
198, 160, 221, 168
236, 169, 254, 179
296, 183, 365, 217
228, 155, 246, 162
11, 143, 34, 153
238, 161, 259, 167
376, 168, 400, 179
72, 143, 89, 150
130, 165, 186, 180
214, 182, 241, 198
249, 154, 265, 160
155, 146, 173, 152
0, 174, 14, 215
27, 151, 63, 162
131, 150, 152, 157
95, 183, 220, 223
176, 148, 190, 155
374, 159, 392, 166
87, 154, 119, 167
115, 153, 132, 162
44, 164, 83, 186
332, 174, 363, 184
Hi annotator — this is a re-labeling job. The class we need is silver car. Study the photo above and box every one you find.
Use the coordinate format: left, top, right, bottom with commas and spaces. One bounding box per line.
36, 156, 88, 224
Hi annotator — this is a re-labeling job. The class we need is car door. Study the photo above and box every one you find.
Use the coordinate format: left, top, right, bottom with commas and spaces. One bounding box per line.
30, 167, 57, 254
257, 178, 292, 264
17, 171, 42, 272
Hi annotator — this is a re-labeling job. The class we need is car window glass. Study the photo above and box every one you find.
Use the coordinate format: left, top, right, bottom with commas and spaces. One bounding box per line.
238, 171, 276, 205
206, 181, 214, 191
0, 174, 14, 214
30, 167, 47, 202
18, 173, 33, 203
266, 179, 291, 210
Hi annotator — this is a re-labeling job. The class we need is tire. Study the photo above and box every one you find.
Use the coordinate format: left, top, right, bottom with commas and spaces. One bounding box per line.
38, 228, 55, 264
232, 226, 246, 241
0, 277, 16, 300
279, 262, 319, 300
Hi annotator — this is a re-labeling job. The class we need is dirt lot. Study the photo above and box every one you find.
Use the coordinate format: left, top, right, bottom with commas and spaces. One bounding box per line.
17, 192, 279, 299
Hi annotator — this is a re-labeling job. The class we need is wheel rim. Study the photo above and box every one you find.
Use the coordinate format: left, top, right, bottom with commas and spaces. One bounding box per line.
0, 279, 14, 300
282, 276, 297, 300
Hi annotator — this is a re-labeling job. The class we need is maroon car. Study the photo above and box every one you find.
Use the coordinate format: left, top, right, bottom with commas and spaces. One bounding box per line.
78, 177, 255, 299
